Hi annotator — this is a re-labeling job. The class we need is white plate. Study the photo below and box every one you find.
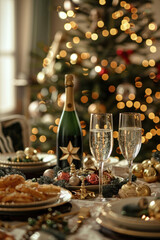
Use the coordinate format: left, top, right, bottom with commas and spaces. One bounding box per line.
0, 192, 60, 208
0, 187, 72, 213
96, 216, 160, 238
101, 196, 160, 231
0, 153, 57, 174
104, 157, 119, 167
0, 153, 56, 166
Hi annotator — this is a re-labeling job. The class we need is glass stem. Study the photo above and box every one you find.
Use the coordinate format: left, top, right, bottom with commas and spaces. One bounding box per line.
128, 160, 133, 183
99, 161, 104, 199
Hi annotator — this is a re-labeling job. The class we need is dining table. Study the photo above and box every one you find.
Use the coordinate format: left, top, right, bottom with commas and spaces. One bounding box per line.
1, 159, 160, 240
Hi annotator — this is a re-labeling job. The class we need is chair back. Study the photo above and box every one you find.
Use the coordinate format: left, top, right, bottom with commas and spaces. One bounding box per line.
0, 115, 30, 153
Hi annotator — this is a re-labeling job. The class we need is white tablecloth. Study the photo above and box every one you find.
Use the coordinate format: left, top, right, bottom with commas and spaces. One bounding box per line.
3, 179, 160, 240
2, 159, 160, 240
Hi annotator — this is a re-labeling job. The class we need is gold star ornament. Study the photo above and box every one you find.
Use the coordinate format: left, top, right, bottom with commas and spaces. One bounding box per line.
60, 141, 80, 165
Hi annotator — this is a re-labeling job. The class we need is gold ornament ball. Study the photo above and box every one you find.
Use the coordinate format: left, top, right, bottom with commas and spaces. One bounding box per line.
143, 167, 158, 183
136, 184, 151, 197
150, 157, 159, 166
132, 164, 143, 178
16, 150, 25, 159
24, 147, 36, 156
118, 182, 137, 198
43, 169, 54, 179
31, 155, 39, 162
141, 159, 152, 169
149, 199, 160, 220
154, 163, 160, 175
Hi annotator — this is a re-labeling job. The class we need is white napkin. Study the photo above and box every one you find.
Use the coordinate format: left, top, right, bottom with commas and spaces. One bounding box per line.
112, 159, 129, 178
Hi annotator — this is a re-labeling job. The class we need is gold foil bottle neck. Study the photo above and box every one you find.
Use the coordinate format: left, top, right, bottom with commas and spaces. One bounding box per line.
65, 74, 74, 87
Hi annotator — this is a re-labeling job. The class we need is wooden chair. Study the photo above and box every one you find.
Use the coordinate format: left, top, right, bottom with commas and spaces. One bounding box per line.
0, 115, 30, 153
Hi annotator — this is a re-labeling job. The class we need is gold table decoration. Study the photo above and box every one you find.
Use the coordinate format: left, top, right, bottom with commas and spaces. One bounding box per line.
118, 181, 151, 198
72, 177, 96, 200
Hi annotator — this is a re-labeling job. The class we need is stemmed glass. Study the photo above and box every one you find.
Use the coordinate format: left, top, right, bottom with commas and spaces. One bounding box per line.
118, 112, 142, 183
89, 113, 113, 201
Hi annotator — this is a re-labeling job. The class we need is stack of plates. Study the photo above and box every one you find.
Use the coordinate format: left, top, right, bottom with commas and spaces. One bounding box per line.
0, 153, 57, 174
96, 197, 160, 238
0, 187, 72, 215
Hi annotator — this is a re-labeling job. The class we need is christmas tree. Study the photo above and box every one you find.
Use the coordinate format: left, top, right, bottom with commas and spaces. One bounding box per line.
31, 0, 160, 162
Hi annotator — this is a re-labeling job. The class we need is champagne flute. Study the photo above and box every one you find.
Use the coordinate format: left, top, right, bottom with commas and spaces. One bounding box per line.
89, 113, 113, 201
118, 112, 142, 183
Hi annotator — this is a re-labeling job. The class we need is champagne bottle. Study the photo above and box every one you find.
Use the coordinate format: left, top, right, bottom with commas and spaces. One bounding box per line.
56, 74, 83, 169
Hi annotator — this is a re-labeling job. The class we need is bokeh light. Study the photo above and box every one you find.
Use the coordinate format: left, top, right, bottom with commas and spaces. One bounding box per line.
39, 135, 47, 143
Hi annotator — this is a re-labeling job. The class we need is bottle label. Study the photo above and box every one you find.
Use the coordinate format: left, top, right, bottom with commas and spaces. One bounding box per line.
59, 141, 80, 165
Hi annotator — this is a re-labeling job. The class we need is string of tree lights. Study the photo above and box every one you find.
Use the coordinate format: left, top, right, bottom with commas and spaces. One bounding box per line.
29, 0, 160, 161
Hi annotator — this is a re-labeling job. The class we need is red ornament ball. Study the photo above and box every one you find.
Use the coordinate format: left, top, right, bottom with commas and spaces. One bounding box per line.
86, 173, 99, 185
57, 171, 70, 182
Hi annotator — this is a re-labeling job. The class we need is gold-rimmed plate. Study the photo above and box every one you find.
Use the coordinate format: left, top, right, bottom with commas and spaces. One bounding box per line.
0, 153, 56, 166
96, 216, 160, 239
0, 188, 72, 213
0, 154, 57, 175
0, 194, 60, 208
101, 196, 160, 231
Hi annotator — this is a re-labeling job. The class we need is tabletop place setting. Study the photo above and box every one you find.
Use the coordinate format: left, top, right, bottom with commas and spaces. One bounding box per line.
0, 74, 160, 240
1, 0, 160, 239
